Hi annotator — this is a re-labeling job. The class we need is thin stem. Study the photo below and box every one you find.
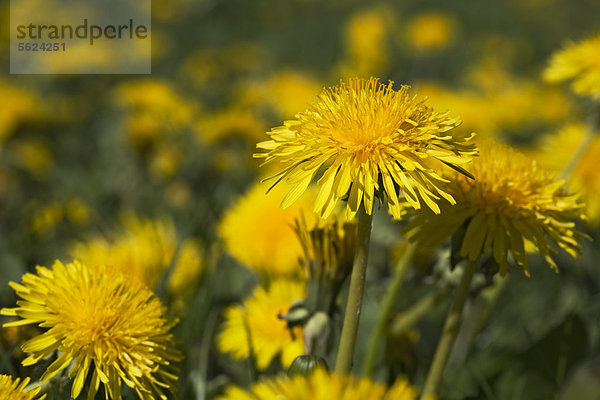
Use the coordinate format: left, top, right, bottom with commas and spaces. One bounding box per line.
421, 259, 478, 399
334, 205, 373, 374
559, 103, 599, 180
389, 286, 451, 336
362, 242, 417, 377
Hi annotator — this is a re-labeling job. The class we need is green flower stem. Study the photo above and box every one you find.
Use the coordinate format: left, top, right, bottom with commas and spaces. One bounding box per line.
362, 242, 417, 377
559, 103, 599, 180
390, 286, 451, 336
449, 276, 508, 366
421, 259, 478, 399
334, 205, 373, 375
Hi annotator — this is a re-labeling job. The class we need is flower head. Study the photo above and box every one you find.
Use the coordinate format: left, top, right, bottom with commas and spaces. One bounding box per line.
219, 182, 318, 276
217, 368, 417, 400
256, 78, 477, 219
406, 12, 457, 52
536, 123, 600, 225
217, 279, 305, 370
1, 260, 180, 400
0, 375, 45, 400
544, 34, 600, 98
70, 214, 177, 288
405, 142, 585, 275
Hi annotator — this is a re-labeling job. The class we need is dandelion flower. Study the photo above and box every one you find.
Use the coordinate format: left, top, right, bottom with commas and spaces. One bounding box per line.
339, 9, 390, 77
1, 260, 180, 400
217, 368, 417, 400
217, 279, 305, 370
256, 78, 477, 219
70, 214, 177, 288
544, 34, 600, 98
406, 12, 457, 52
167, 238, 205, 295
405, 142, 584, 275
536, 123, 600, 226
0, 375, 45, 400
219, 182, 318, 276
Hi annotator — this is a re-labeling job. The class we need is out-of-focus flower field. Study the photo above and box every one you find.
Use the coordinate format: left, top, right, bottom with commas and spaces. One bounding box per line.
1, 0, 600, 399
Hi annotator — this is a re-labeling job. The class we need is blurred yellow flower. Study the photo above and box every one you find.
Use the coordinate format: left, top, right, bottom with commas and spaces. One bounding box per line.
196, 107, 266, 143
70, 214, 177, 288
0, 375, 45, 400
114, 80, 198, 149
406, 12, 457, 52
339, 8, 390, 77
64, 197, 92, 225
405, 141, 584, 275
416, 80, 571, 137
219, 182, 317, 276
217, 368, 417, 400
235, 70, 322, 119
544, 34, 600, 98
217, 279, 305, 370
256, 78, 477, 219
167, 238, 204, 295
1, 260, 180, 400
30, 201, 63, 235
10, 138, 54, 178
0, 80, 44, 146
537, 123, 600, 225
149, 144, 184, 181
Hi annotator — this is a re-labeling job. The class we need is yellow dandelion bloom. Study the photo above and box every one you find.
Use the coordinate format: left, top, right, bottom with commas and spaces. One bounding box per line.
70, 214, 177, 288
0, 375, 45, 400
405, 142, 584, 275
536, 123, 600, 225
0, 80, 44, 146
235, 71, 322, 120
339, 8, 390, 77
256, 78, 477, 219
219, 182, 317, 276
217, 279, 305, 370
544, 34, 600, 98
217, 368, 417, 400
197, 107, 266, 143
1, 260, 180, 400
167, 238, 204, 295
406, 12, 457, 52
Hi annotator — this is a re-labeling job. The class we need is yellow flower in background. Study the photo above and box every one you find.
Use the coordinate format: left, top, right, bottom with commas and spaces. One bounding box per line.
1, 261, 180, 400
30, 201, 63, 236
148, 143, 185, 181
9, 138, 54, 178
70, 214, 177, 288
219, 182, 317, 276
217, 368, 418, 400
0, 375, 45, 400
235, 70, 322, 119
167, 239, 205, 295
415, 79, 571, 138
536, 123, 600, 225
217, 279, 305, 370
64, 197, 92, 225
256, 78, 477, 219
405, 141, 584, 275
0, 80, 44, 146
267, 72, 323, 118
339, 8, 390, 77
406, 12, 457, 52
544, 34, 600, 98
114, 80, 198, 149
197, 107, 266, 143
